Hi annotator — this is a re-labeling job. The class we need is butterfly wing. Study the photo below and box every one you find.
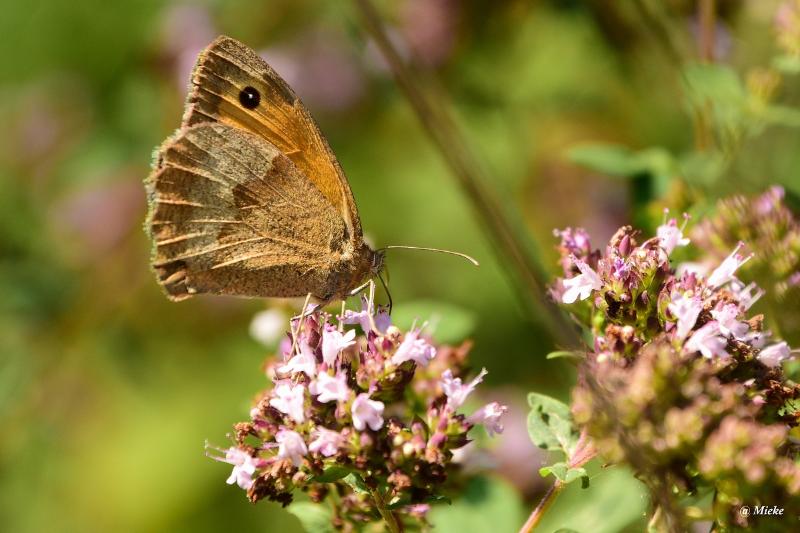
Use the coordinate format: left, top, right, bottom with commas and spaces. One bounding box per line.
182, 35, 362, 241
146, 122, 352, 301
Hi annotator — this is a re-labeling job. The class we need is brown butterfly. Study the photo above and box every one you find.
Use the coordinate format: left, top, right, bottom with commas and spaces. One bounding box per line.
145, 35, 384, 305
145, 36, 476, 307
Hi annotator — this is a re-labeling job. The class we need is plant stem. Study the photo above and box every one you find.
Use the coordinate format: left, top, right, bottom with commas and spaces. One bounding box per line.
699, 0, 716, 63
518, 480, 564, 533
352, 0, 578, 349
518, 430, 597, 533
369, 486, 402, 533
696, 0, 716, 151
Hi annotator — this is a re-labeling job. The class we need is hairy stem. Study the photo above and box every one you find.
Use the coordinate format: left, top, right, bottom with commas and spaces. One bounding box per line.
369, 486, 402, 533
519, 430, 597, 533
518, 480, 564, 533
695, 0, 716, 151
352, 0, 578, 349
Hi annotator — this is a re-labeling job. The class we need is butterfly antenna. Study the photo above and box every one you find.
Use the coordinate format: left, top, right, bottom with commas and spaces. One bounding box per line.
377, 271, 393, 314
379, 245, 479, 267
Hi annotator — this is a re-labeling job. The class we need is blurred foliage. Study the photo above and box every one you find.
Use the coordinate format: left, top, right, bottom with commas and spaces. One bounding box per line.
1, 0, 798, 532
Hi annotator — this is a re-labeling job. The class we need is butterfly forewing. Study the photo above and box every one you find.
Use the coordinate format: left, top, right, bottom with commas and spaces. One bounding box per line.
146, 123, 349, 300
183, 36, 362, 238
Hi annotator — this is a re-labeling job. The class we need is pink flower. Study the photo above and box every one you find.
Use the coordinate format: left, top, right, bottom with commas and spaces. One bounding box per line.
730, 280, 764, 311
309, 372, 350, 403
562, 256, 603, 304
308, 426, 345, 457
685, 321, 728, 359
668, 293, 703, 340
657, 217, 690, 254
269, 382, 306, 423
278, 342, 317, 377
391, 327, 436, 366
441, 368, 488, 409
351, 393, 385, 431
321, 325, 356, 366
276, 429, 308, 467
468, 401, 508, 437
553, 227, 592, 256
707, 242, 752, 288
758, 342, 792, 368
223, 447, 258, 490
711, 303, 749, 339
341, 298, 391, 334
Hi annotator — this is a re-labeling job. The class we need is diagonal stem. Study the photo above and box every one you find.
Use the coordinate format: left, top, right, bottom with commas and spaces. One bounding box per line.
518, 429, 597, 533
353, 0, 578, 349
369, 486, 402, 533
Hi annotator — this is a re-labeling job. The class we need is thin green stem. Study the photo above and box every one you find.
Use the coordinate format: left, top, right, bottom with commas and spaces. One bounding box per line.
369, 486, 402, 533
352, 0, 579, 349
518, 430, 597, 533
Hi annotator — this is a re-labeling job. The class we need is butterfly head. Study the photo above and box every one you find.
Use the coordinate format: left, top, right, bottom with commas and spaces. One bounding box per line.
370, 248, 386, 277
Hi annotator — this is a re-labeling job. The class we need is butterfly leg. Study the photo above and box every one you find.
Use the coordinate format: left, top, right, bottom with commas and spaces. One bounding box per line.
290, 293, 314, 356
347, 279, 381, 332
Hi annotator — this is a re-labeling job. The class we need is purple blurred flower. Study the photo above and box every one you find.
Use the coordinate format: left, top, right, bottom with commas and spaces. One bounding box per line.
321, 325, 356, 366
685, 322, 728, 359
309, 427, 345, 457
341, 297, 391, 334
392, 327, 436, 366
468, 402, 508, 437
309, 372, 350, 403
669, 293, 703, 340
657, 215, 690, 254
278, 344, 317, 377
223, 447, 257, 490
730, 280, 765, 311
351, 393, 385, 431
707, 242, 752, 288
276, 429, 308, 467
441, 368, 487, 409
270, 382, 307, 423
711, 303, 749, 339
562, 256, 603, 304
758, 342, 792, 368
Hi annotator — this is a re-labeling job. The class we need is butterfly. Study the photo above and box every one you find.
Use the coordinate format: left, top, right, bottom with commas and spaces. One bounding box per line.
145, 36, 383, 305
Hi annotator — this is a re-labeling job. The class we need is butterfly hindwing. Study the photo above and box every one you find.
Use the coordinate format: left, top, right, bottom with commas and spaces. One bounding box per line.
146, 122, 347, 300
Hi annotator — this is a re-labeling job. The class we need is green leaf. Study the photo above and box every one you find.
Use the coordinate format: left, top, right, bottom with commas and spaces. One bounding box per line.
391, 300, 476, 344
773, 54, 800, 75
683, 63, 745, 106
567, 144, 677, 181
679, 150, 727, 186
761, 105, 800, 128
535, 465, 648, 533
428, 477, 524, 533
312, 465, 353, 483
343, 473, 369, 494
546, 350, 583, 361
286, 502, 335, 533
568, 144, 641, 177
527, 393, 579, 455
540, 462, 589, 486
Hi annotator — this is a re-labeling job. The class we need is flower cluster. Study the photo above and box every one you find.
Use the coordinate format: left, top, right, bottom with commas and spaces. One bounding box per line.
691, 186, 800, 344
552, 202, 800, 529
209, 299, 506, 530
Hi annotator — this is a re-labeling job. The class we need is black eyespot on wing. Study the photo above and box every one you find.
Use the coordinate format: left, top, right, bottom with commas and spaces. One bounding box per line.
239, 86, 261, 109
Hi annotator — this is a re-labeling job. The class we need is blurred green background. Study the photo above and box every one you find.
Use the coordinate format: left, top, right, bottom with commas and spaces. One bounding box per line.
2, 1, 798, 531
